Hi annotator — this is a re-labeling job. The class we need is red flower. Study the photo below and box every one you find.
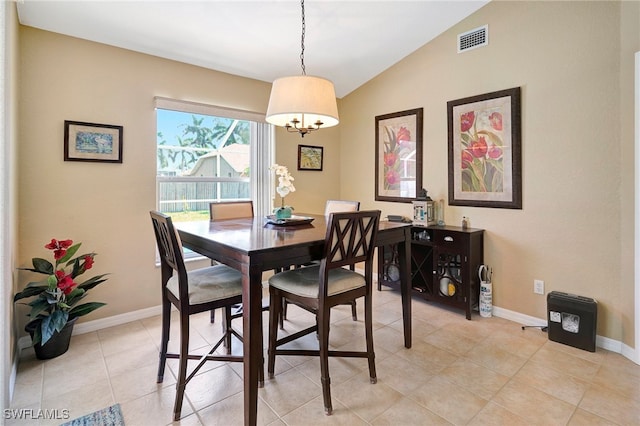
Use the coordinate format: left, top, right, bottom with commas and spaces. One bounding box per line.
461, 150, 473, 169
396, 127, 411, 143
487, 144, 503, 159
470, 136, 488, 158
55, 270, 76, 295
45, 239, 74, 260
489, 112, 503, 131
83, 255, 94, 270
385, 170, 400, 186
384, 152, 398, 167
460, 112, 475, 132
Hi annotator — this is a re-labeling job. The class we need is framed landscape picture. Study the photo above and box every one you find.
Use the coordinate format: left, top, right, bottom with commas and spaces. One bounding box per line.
297, 144, 323, 171
375, 108, 423, 203
64, 120, 123, 163
447, 87, 521, 209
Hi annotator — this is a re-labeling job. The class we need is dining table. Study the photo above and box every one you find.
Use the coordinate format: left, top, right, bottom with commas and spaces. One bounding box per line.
175, 213, 412, 426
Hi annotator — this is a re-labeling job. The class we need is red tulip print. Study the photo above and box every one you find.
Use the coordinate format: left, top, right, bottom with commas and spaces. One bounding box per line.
458, 108, 505, 193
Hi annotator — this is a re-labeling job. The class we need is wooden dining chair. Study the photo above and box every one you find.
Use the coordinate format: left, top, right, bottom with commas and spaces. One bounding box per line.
282, 199, 361, 324
208, 200, 274, 331
324, 199, 360, 216
267, 210, 381, 415
209, 200, 254, 221
150, 211, 244, 421
208, 201, 254, 322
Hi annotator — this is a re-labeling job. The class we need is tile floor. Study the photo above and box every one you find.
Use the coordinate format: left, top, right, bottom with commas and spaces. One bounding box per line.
9, 286, 640, 426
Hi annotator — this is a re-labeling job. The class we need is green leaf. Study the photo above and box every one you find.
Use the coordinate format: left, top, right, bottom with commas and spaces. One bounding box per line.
65, 289, 86, 306
76, 274, 109, 291
58, 243, 81, 265
47, 274, 57, 288
13, 284, 48, 301
40, 315, 54, 345
28, 298, 50, 318
31, 324, 42, 346
39, 311, 69, 345
460, 133, 471, 145
50, 310, 69, 333
69, 302, 106, 318
31, 258, 54, 274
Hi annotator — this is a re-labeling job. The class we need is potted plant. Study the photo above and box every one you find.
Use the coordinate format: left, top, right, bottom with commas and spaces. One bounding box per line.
271, 164, 296, 219
14, 238, 109, 359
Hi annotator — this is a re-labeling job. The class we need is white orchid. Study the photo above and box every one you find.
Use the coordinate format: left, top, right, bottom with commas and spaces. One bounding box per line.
271, 164, 296, 197
271, 164, 296, 205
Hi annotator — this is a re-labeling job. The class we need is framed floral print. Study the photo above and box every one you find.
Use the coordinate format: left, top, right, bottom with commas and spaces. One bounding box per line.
64, 120, 123, 163
447, 87, 521, 209
375, 108, 423, 203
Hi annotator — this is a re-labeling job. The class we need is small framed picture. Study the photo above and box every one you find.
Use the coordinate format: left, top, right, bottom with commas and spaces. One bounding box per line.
297, 144, 323, 171
64, 120, 123, 163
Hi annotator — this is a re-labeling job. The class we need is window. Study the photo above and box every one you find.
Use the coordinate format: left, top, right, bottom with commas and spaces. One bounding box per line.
154, 97, 274, 221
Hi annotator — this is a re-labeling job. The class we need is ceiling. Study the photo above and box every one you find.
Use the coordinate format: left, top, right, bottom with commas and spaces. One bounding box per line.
16, 0, 489, 98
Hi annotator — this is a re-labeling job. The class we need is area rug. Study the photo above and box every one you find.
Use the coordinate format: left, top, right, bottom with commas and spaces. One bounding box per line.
60, 404, 125, 426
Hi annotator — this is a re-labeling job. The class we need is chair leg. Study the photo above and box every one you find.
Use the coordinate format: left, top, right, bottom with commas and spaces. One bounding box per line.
350, 301, 358, 321
364, 294, 377, 384
318, 306, 333, 415
267, 291, 282, 379
223, 306, 232, 354
173, 314, 190, 421
157, 299, 171, 383
210, 308, 215, 323
282, 298, 288, 320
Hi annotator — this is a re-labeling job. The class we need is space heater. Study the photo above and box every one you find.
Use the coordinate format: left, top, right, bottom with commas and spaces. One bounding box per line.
547, 291, 597, 352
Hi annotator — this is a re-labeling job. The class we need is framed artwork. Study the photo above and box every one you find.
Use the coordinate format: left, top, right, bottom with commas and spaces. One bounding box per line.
297, 144, 323, 171
64, 120, 123, 163
447, 87, 521, 209
375, 108, 423, 203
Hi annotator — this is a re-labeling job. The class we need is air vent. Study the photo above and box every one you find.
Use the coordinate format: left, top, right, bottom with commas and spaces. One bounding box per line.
458, 25, 488, 53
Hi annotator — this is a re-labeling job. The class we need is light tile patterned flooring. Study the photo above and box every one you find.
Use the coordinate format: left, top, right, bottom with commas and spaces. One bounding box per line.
10, 287, 640, 426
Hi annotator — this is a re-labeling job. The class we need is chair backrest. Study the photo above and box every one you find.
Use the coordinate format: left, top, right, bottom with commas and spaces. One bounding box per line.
210, 201, 254, 221
321, 210, 380, 274
150, 211, 188, 301
324, 199, 360, 216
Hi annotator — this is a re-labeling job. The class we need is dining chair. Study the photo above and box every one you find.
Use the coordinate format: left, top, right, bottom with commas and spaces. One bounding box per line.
282, 199, 361, 324
150, 211, 244, 421
324, 199, 360, 215
209, 200, 254, 221
208, 201, 274, 331
267, 210, 381, 415
208, 201, 254, 322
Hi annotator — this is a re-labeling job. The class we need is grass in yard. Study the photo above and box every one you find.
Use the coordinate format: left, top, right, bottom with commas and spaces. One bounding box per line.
167, 210, 209, 222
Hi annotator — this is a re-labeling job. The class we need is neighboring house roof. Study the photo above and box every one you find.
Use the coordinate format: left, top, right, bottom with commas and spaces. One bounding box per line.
186, 143, 250, 176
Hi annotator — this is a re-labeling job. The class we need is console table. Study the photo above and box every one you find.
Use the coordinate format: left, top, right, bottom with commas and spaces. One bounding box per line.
379, 225, 484, 319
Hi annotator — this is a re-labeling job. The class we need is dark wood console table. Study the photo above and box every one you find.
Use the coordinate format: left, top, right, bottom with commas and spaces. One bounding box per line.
379, 225, 484, 319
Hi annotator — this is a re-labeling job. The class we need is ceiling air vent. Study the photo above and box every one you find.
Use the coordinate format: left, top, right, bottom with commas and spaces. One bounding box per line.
458, 25, 488, 53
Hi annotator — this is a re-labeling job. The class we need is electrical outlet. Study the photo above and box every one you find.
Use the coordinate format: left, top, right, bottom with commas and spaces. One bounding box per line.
534, 279, 544, 295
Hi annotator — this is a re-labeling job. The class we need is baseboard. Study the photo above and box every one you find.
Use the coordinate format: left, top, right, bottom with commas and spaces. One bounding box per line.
17, 305, 163, 353
17, 297, 637, 365
492, 305, 634, 361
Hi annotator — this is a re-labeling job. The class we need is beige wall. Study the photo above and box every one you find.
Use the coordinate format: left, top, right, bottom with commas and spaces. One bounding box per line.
14, 1, 640, 351
15, 25, 346, 336
15, 29, 262, 329
341, 1, 639, 346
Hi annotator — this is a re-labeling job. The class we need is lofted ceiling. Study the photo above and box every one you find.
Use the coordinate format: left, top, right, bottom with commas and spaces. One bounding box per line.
16, 0, 489, 98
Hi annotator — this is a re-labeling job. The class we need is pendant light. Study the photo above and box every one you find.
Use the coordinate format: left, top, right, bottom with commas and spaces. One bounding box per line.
266, 0, 339, 137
